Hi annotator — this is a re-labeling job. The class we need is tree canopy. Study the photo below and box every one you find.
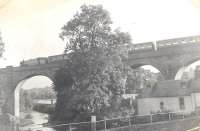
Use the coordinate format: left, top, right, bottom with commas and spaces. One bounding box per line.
53, 5, 132, 123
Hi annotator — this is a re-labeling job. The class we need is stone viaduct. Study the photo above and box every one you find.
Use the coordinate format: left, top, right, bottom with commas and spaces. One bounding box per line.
128, 35, 200, 79
0, 35, 200, 116
0, 62, 64, 117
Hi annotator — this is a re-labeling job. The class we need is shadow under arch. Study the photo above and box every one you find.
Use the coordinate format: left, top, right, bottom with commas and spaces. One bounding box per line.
14, 74, 55, 117
175, 67, 188, 80
130, 63, 163, 79
126, 64, 164, 92
175, 59, 200, 80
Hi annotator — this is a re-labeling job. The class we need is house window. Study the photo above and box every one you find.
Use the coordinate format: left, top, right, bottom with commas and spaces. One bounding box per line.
179, 97, 185, 110
160, 101, 164, 110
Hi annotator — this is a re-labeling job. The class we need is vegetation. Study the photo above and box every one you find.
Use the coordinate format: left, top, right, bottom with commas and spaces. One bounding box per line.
125, 68, 163, 93
20, 87, 56, 113
20, 90, 33, 112
0, 32, 4, 57
0, 32, 5, 107
0, 33, 6, 113
27, 86, 56, 100
52, 4, 132, 124
33, 104, 55, 114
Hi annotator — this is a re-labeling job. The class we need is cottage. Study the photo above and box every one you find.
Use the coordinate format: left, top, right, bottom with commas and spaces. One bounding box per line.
137, 79, 200, 115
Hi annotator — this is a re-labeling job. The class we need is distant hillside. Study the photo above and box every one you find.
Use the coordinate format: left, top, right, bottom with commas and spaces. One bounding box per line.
22, 86, 56, 99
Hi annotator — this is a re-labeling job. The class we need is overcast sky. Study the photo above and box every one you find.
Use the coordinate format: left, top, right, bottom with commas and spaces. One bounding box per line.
0, 0, 200, 67
1, 0, 200, 89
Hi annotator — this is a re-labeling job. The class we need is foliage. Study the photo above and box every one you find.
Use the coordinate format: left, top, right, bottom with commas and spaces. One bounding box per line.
20, 87, 56, 113
33, 103, 55, 114
20, 90, 33, 112
53, 4, 132, 123
28, 86, 56, 99
125, 68, 162, 93
0, 32, 5, 57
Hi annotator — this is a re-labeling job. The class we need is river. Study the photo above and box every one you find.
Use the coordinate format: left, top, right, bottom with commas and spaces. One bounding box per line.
20, 111, 56, 131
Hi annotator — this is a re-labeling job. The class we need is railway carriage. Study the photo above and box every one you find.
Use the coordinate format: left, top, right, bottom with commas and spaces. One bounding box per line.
20, 57, 48, 66
156, 35, 200, 49
130, 42, 155, 52
37, 57, 48, 64
20, 35, 200, 66
20, 54, 70, 66
47, 55, 64, 63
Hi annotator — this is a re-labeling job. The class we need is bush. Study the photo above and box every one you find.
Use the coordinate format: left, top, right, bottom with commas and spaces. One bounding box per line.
33, 103, 55, 114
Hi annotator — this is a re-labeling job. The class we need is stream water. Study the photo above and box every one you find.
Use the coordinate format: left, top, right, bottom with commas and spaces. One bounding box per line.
20, 111, 56, 131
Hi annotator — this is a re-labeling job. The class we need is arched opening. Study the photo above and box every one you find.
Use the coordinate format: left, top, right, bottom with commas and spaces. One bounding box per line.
125, 64, 163, 94
14, 75, 56, 126
175, 60, 200, 80
142, 65, 160, 73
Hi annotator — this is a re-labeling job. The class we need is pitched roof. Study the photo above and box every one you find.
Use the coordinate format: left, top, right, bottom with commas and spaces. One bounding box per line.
138, 80, 191, 98
188, 79, 200, 93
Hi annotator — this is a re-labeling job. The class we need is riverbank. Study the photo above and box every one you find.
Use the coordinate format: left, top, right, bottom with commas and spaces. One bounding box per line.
20, 111, 55, 131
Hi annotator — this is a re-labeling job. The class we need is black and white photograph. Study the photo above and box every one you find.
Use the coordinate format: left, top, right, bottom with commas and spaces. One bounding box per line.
1, 0, 200, 131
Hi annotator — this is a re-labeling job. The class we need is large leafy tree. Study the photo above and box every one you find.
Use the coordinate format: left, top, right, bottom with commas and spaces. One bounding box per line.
53, 5, 132, 123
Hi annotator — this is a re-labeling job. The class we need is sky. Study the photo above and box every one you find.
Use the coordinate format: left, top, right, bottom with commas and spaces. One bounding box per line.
1, 0, 200, 89
0, 0, 200, 67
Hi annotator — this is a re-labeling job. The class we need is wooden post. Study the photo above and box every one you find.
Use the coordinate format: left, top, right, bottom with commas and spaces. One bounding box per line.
104, 118, 107, 131
169, 113, 171, 120
150, 114, 152, 123
128, 114, 131, 126
182, 114, 185, 119
69, 124, 72, 131
91, 116, 96, 131
171, 113, 173, 120
51, 99, 54, 105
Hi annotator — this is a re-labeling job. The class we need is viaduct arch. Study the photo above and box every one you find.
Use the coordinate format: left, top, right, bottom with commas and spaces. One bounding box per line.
14, 75, 54, 117
127, 35, 200, 79
0, 62, 63, 116
0, 35, 200, 116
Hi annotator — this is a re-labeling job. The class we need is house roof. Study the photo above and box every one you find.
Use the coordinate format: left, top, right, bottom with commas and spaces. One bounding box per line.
137, 79, 199, 98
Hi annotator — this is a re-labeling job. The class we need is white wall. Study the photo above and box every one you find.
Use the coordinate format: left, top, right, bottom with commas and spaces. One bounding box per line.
137, 96, 194, 115
191, 93, 200, 108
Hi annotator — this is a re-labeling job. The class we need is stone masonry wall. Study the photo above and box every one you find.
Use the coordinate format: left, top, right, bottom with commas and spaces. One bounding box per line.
0, 113, 19, 131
